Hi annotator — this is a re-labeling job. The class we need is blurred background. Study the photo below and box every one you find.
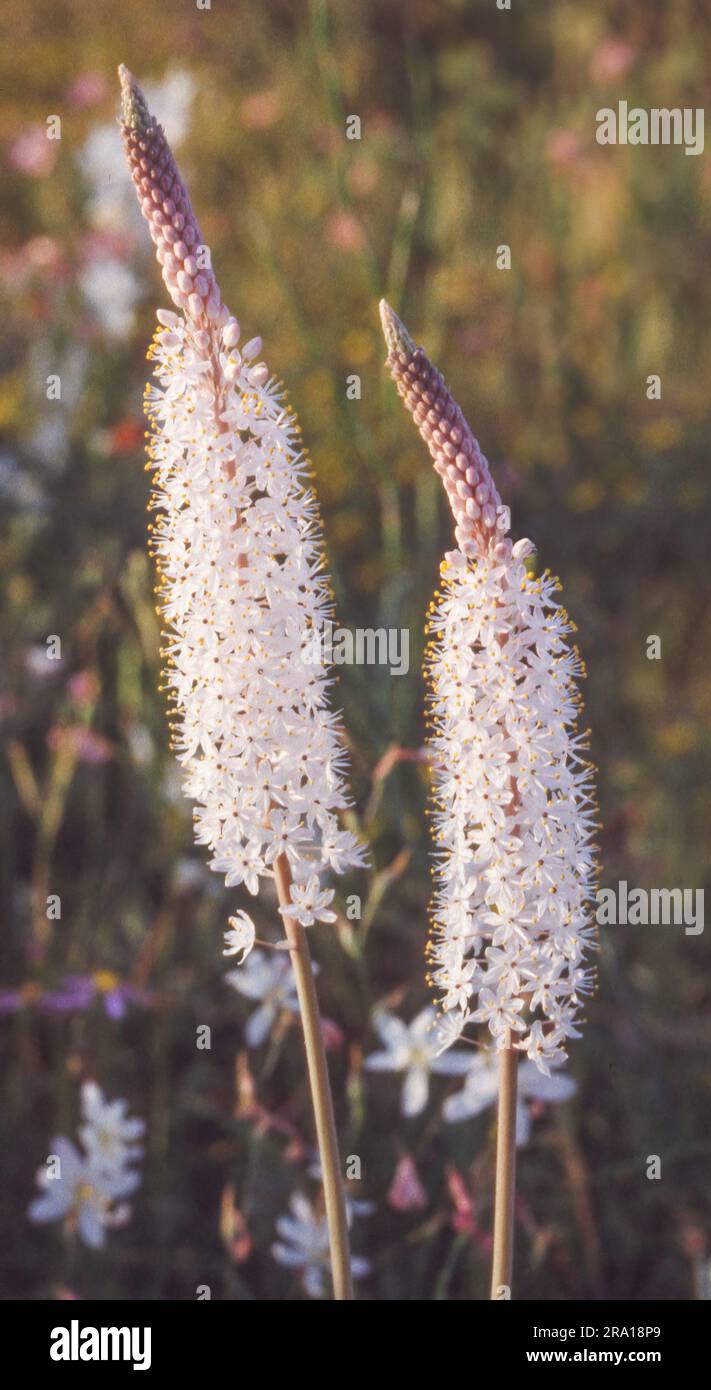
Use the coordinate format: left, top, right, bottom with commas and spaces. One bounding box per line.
1, 0, 710, 1300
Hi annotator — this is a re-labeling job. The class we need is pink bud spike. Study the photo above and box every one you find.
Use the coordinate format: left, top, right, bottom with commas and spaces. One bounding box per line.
118, 66, 208, 320
379, 299, 508, 558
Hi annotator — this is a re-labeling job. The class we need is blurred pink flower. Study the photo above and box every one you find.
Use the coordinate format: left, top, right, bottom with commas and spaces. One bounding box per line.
326, 211, 364, 253
239, 89, 283, 130
546, 129, 583, 167
446, 1167, 491, 1250
24, 236, 64, 272
348, 159, 379, 197
80, 229, 134, 263
68, 670, 100, 705
590, 39, 636, 82
46, 726, 113, 763
0, 238, 67, 294
65, 72, 109, 108
320, 1018, 345, 1050
387, 1155, 427, 1212
9, 126, 57, 177
314, 124, 340, 156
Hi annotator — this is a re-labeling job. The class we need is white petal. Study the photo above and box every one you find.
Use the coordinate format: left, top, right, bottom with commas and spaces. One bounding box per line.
402, 1066, 429, 1118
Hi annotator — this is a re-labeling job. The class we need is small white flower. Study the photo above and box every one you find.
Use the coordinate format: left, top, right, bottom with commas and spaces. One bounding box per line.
365, 1007, 473, 1118
443, 1050, 576, 1145
278, 875, 337, 928
442, 1051, 500, 1124
28, 1138, 140, 1248
471, 988, 526, 1042
226, 948, 306, 1047
79, 1082, 145, 1173
271, 1193, 370, 1298
433, 1008, 471, 1053
222, 910, 256, 963
515, 1021, 570, 1075
211, 840, 264, 897
28, 1086, 144, 1248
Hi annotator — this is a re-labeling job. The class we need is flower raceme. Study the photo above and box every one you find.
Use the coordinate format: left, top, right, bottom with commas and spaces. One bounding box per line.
118, 69, 365, 938
380, 302, 598, 1075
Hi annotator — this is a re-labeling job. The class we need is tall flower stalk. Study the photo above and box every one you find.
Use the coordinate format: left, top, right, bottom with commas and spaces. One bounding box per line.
380, 301, 598, 1297
118, 67, 365, 1299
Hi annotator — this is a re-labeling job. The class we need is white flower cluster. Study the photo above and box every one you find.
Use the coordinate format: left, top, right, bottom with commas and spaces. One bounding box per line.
426, 548, 598, 1072
28, 1082, 144, 1248
146, 313, 366, 915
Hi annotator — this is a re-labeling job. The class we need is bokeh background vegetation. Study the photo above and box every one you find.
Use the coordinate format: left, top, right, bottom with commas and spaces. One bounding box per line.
1, 0, 710, 1300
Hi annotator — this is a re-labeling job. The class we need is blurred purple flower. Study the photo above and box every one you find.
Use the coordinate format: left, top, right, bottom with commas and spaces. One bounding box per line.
41, 972, 150, 1020
0, 982, 44, 1015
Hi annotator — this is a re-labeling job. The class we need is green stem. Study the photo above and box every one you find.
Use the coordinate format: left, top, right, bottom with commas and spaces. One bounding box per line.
490, 1042, 518, 1299
273, 852, 353, 1300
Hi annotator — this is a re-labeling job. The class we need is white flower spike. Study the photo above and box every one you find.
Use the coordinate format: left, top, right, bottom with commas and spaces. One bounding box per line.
380, 301, 599, 1073
119, 68, 366, 947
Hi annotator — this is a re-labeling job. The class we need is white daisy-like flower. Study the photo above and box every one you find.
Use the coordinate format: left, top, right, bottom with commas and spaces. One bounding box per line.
364, 1006, 474, 1118
28, 1085, 144, 1248
271, 1193, 370, 1298
225, 948, 308, 1047
222, 909, 257, 962
443, 1051, 577, 1144
28, 1138, 140, 1249
79, 1082, 145, 1173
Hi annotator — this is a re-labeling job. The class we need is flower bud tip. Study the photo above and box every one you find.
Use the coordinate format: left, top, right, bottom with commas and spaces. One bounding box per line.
379, 299, 416, 358
118, 65, 153, 134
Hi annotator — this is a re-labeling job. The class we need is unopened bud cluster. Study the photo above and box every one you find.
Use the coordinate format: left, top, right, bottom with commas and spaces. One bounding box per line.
381, 304, 510, 558
119, 65, 221, 324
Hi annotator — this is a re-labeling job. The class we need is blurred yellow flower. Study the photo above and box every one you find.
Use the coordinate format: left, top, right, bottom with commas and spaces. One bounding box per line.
570, 479, 605, 511
340, 329, 373, 365
637, 418, 682, 450
655, 722, 698, 756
